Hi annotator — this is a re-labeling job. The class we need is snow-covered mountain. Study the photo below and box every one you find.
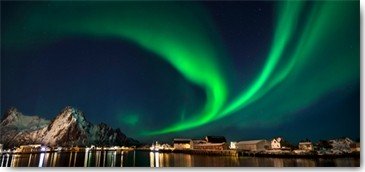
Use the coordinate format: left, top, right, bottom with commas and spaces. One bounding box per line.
1, 107, 50, 131
0, 107, 139, 148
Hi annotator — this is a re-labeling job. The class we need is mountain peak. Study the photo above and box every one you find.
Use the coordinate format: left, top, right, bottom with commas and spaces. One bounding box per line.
1, 107, 20, 120
46, 106, 90, 134
1, 107, 21, 121
61, 106, 81, 115
56, 106, 86, 123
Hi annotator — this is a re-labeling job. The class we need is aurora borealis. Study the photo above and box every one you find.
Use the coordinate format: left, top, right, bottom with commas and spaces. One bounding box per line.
1, 1, 359, 143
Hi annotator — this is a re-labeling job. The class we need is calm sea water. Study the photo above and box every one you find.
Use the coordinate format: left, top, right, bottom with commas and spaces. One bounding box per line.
0, 150, 360, 167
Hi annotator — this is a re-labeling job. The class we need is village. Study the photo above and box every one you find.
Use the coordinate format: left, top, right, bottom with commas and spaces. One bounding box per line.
148, 136, 360, 157
0, 136, 360, 158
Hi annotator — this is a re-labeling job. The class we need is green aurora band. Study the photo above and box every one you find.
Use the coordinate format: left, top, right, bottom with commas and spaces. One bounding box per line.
221, 1, 305, 117
3, 1, 359, 135
4, 1, 228, 134
220, 1, 359, 122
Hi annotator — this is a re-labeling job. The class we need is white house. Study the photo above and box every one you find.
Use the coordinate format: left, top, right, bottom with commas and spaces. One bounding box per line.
229, 142, 237, 149
271, 137, 282, 150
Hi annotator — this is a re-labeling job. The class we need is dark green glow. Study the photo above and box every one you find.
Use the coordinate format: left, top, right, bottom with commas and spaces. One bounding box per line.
119, 114, 139, 126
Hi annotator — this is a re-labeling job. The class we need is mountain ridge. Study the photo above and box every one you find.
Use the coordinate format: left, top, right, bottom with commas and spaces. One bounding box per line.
0, 106, 139, 148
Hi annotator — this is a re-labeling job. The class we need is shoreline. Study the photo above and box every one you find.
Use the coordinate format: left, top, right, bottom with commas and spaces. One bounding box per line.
1, 148, 360, 159
0, 148, 135, 155
136, 148, 360, 159
237, 151, 360, 159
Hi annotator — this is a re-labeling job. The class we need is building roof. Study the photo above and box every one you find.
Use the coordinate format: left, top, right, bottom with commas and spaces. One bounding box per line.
271, 137, 284, 143
192, 139, 206, 144
205, 136, 226, 143
20, 144, 42, 147
193, 143, 226, 146
299, 142, 312, 145
236, 140, 267, 145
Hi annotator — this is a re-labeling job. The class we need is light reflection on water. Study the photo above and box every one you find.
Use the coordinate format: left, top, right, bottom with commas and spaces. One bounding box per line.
0, 151, 360, 167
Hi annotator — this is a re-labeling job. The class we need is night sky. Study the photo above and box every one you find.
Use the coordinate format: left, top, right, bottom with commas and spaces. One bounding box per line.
1, 1, 359, 144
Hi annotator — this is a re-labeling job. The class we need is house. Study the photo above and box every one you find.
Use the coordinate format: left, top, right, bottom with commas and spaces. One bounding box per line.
173, 139, 192, 149
229, 142, 237, 149
235, 140, 270, 151
191, 136, 228, 150
160, 143, 172, 150
16, 144, 42, 153
298, 142, 313, 151
191, 139, 207, 149
271, 137, 282, 150
192, 143, 227, 150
